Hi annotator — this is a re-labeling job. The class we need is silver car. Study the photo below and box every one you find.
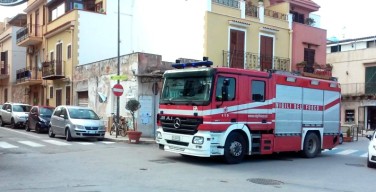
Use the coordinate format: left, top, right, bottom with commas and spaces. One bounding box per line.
48, 105, 106, 141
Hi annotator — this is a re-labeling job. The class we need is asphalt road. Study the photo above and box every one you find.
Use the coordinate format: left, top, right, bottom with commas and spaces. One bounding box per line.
0, 126, 374, 192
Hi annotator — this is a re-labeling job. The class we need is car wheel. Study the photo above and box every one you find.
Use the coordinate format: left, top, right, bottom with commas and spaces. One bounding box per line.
302, 132, 320, 158
339, 134, 343, 144
0, 117, 4, 126
65, 128, 72, 141
48, 127, 55, 138
223, 132, 247, 164
10, 118, 15, 129
25, 121, 30, 132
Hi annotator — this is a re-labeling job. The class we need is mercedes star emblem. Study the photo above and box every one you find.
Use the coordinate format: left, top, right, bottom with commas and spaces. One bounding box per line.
173, 118, 181, 128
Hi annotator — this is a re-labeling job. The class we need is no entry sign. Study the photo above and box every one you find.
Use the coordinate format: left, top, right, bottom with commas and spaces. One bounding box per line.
112, 84, 124, 97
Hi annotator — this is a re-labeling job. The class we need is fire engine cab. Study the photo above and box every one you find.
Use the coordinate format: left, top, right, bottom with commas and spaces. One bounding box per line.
156, 58, 341, 164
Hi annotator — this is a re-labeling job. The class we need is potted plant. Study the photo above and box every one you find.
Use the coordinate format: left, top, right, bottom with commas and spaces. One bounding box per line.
296, 61, 306, 73
343, 127, 353, 142
126, 99, 142, 144
325, 63, 333, 71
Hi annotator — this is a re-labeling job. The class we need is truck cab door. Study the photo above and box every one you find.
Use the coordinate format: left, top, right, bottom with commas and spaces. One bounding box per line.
212, 74, 239, 130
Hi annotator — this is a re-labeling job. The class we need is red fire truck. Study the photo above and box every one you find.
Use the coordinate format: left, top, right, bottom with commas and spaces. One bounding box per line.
156, 58, 341, 164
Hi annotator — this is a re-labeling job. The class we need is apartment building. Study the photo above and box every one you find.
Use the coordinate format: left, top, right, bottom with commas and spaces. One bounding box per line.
327, 36, 376, 130
7, 0, 327, 137
0, 16, 27, 103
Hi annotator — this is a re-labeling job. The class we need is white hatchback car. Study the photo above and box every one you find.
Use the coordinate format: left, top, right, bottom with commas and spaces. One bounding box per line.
367, 131, 376, 168
48, 105, 106, 141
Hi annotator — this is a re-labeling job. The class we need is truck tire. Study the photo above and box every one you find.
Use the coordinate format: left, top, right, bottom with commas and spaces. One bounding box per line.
223, 132, 246, 164
302, 132, 320, 158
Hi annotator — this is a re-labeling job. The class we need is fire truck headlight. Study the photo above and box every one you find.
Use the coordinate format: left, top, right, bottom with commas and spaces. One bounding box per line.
156, 132, 162, 139
192, 136, 204, 144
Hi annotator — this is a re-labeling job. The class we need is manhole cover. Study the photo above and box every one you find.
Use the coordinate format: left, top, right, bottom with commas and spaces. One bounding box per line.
345, 163, 364, 167
149, 159, 176, 164
247, 178, 284, 186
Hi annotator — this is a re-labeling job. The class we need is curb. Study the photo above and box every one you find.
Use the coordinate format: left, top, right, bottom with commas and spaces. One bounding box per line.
104, 137, 156, 144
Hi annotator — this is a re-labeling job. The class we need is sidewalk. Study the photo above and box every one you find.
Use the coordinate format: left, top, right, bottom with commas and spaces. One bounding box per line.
104, 132, 156, 144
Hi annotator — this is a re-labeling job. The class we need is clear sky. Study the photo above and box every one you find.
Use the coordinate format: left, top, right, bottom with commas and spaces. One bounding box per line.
0, 0, 375, 40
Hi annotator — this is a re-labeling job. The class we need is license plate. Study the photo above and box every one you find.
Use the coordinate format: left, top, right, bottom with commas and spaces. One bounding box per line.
171, 135, 180, 141
89, 131, 96, 134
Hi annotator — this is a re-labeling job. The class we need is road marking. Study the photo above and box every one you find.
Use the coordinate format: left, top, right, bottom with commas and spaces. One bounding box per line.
360, 153, 368, 157
336, 149, 358, 155
101, 141, 115, 144
18, 141, 45, 147
76, 142, 94, 145
0, 141, 18, 148
43, 140, 71, 146
0, 126, 42, 139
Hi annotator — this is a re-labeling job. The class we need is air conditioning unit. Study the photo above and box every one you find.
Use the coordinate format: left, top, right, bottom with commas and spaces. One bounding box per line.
27, 46, 34, 54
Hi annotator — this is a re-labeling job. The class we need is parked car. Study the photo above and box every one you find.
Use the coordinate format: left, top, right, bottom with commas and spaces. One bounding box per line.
25, 106, 55, 133
49, 105, 106, 141
0, 103, 32, 128
366, 131, 376, 168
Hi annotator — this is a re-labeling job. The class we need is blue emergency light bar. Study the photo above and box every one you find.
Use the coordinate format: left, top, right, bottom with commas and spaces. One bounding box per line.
172, 57, 213, 69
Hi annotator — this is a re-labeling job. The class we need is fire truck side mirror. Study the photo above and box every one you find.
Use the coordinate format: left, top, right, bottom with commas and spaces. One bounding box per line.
221, 79, 229, 101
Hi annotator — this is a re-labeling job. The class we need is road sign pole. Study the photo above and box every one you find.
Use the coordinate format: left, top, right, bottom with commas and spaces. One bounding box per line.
116, 0, 120, 138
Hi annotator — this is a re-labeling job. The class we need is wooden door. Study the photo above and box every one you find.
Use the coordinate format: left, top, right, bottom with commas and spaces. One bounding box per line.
260, 36, 273, 71
230, 29, 245, 69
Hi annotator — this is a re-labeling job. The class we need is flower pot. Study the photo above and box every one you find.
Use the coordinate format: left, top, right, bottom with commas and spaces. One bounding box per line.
127, 131, 142, 144
343, 136, 353, 142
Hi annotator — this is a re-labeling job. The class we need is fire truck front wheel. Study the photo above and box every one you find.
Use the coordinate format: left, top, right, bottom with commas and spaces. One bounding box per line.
302, 132, 320, 158
223, 132, 247, 164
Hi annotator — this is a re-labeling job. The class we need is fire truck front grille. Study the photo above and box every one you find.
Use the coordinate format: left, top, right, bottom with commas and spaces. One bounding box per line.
160, 117, 203, 135
166, 140, 189, 146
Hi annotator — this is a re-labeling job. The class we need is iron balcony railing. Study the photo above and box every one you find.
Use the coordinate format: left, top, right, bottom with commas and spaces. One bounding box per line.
16, 66, 42, 83
16, 24, 43, 44
42, 60, 65, 79
341, 83, 376, 96
245, 4, 258, 18
212, 0, 240, 9
264, 9, 288, 21
222, 50, 290, 71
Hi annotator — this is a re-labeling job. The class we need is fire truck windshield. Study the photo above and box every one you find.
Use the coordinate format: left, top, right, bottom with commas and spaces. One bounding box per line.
160, 76, 212, 105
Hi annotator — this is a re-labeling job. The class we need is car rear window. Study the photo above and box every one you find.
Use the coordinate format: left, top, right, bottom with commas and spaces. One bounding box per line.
13, 105, 31, 112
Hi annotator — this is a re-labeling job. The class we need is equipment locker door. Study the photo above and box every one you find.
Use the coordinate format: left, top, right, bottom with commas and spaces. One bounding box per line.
212, 74, 239, 128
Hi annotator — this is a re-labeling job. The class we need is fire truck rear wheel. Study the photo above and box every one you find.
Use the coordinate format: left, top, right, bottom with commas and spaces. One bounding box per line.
223, 132, 247, 164
302, 132, 320, 158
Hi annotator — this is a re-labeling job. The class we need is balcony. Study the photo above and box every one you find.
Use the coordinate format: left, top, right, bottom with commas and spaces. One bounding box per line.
245, 4, 258, 18
341, 83, 376, 97
212, 0, 240, 9
264, 9, 288, 21
0, 65, 9, 80
16, 66, 43, 86
16, 24, 43, 47
42, 60, 65, 80
222, 51, 290, 71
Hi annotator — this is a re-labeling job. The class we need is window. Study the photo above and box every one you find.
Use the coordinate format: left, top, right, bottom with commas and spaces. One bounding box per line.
291, 11, 304, 24
215, 76, 236, 101
49, 86, 53, 98
251, 80, 265, 102
345, 110, 355, 123
330, 45, 341, 53
67, 45, 71, 59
